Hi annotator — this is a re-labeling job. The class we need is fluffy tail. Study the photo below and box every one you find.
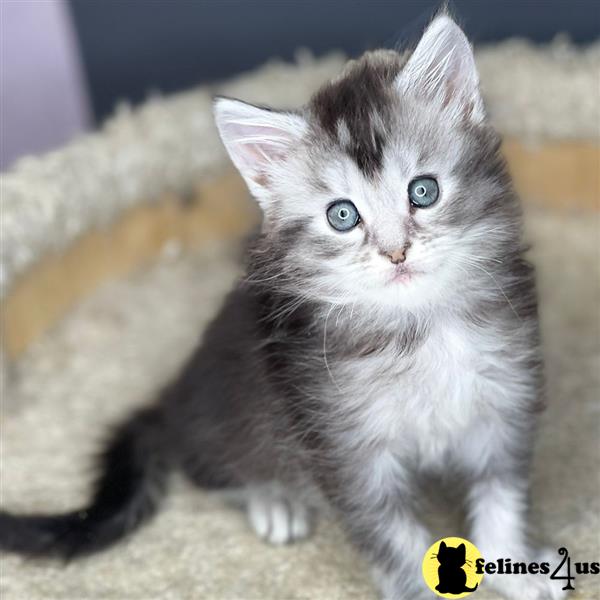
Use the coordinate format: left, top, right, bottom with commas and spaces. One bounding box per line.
0, 406, 171, 559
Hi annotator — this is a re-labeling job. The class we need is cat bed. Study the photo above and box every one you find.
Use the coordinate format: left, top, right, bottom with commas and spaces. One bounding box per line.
1, 40, 599, 599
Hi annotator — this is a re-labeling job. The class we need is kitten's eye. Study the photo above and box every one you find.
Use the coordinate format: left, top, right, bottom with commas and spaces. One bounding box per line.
326, 200, 360, 232
408, 177, 439, 208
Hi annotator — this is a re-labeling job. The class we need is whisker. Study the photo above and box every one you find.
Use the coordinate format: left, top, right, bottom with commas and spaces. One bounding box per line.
323, 304, 342, 392
462, 261, 522, 322
447, 251, 522, 322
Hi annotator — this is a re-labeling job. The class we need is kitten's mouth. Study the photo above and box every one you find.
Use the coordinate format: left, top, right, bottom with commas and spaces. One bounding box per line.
389, 264, 419, 284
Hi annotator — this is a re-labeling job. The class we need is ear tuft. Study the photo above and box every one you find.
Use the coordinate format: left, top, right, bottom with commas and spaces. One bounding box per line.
397, 14, 484, 122
213, 97, 307, 198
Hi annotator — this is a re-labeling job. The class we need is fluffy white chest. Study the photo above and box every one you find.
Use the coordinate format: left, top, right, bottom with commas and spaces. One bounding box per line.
335, 318, 493, 469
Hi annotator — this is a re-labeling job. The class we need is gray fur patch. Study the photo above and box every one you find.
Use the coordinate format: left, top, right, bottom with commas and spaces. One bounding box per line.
310, 51, 404, 178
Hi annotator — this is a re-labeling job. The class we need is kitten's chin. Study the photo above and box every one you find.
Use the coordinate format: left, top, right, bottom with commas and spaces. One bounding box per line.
360, 268, 443, 313
388, 265, 420, 285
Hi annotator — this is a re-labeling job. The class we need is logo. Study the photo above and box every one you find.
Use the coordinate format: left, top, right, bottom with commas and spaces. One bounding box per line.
422, 537, 484, 598
423, 539, 600, 596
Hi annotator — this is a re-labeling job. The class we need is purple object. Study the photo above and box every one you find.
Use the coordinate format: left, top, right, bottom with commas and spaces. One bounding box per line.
1, 0, 91, 170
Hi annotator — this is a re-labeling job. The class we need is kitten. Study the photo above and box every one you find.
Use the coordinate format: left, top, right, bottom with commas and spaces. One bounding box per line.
0, 14, 566, 600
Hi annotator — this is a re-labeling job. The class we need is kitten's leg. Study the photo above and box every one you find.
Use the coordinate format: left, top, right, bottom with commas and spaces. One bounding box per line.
365, 513, 434, 600
246, 482, 311, 545
462, 426, 568, 600
325, 451, 434, 600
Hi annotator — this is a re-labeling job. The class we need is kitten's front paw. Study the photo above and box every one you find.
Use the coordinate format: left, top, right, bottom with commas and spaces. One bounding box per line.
485, 572, 569, 600
247, 490, 311, 545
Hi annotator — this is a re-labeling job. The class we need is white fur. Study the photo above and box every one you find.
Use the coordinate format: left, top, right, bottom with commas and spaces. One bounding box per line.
322, 310, 547, 599
327, 313, 514, 472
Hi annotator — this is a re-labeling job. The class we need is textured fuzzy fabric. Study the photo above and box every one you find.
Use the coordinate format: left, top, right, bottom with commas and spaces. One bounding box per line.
1, 39, 599, 297
1, 207, 599, 599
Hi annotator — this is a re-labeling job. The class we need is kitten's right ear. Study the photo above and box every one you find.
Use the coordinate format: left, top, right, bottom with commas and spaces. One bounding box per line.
213, 97, 307, 201
396, 14, 485, 123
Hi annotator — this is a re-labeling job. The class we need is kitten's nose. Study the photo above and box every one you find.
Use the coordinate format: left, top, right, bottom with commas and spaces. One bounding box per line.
385, 242, 411, 264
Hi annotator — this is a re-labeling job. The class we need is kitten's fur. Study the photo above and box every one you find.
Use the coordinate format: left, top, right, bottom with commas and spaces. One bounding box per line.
0, 14, 566, 600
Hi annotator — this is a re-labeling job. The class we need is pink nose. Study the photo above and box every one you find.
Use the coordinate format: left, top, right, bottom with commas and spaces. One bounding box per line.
384, 242, 411, 264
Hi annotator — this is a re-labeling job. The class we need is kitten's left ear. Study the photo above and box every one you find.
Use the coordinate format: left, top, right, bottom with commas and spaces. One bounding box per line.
213, 97, 307, 201
396, 14, 485, 123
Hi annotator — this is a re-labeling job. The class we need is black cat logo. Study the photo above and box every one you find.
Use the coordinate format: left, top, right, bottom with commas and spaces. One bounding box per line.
435, 541, 479, 595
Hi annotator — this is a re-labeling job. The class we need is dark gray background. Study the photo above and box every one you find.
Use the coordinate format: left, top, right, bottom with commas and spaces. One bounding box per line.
69, 0, 599, 121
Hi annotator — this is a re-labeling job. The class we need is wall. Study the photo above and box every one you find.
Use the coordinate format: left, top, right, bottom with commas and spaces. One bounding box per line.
69, 0, 600, 121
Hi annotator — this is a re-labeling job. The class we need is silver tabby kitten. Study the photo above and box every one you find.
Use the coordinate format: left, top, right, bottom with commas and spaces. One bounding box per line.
0, 14, 566, 600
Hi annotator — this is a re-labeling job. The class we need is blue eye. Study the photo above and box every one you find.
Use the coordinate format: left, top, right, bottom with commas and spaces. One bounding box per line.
408, 177, 439, 208
326, 200, 360, 232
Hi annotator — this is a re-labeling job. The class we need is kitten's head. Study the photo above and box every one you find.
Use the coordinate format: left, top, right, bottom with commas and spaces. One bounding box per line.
214, 15, 519, 316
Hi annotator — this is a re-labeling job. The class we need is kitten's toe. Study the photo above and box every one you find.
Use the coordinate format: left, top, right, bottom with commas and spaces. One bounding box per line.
485, 573, 569, 600
522, 576, 569, 600
266, 499, 292, 545
247, 494, 271, 539
247, 492, 311, 545
532, 547, 571, 600
289, 501, 310, 541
